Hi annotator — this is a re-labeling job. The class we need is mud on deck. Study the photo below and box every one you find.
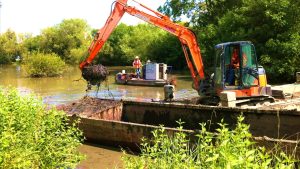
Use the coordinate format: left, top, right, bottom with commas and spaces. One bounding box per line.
57, 96, 123, 120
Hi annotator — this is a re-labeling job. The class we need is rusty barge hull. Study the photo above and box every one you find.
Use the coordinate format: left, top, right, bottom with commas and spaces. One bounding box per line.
69, 117, 190, 148
64, 98, 300, 149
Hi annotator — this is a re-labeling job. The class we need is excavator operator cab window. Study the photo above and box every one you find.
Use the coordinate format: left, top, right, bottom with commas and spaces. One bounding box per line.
223, 42, 259, 89
241, 44, 259, 87
224, 45, 240, 87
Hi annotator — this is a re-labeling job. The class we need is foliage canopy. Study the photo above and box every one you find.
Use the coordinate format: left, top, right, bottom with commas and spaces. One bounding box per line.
159, 0, 300, 82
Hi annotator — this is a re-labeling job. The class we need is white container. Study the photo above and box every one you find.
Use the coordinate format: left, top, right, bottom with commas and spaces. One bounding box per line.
122, 70, 126, 74
164, 85, 175, 101
145, 63, 159, 80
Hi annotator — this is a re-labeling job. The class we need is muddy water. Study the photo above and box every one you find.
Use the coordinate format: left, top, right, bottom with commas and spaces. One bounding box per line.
0, 64, 195, 168
78, 143, 125, 169
0, 65, 195, 104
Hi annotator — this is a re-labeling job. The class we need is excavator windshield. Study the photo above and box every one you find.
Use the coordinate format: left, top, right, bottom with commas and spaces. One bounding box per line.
214, 41, 259, 92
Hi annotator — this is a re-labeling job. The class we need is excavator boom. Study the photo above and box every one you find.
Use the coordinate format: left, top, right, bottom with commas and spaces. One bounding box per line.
79, 0, 127, 69
80, 0, 205, 91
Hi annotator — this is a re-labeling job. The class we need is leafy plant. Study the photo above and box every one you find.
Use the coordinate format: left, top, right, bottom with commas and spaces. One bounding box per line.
23, 52, 65, 77
122, 116, 296, 169
0, 87, 84, 168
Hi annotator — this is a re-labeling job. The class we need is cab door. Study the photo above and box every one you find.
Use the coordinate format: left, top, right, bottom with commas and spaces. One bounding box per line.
240, 44, 259, 88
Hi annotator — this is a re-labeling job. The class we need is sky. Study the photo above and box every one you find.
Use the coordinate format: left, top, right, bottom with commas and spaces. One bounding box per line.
0, 0, 166, 35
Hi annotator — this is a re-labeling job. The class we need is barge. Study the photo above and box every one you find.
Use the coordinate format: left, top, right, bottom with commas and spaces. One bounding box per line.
58, 97, 300, 154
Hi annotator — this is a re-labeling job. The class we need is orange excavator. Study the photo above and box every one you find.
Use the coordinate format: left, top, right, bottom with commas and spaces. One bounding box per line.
80, 0, 273, 105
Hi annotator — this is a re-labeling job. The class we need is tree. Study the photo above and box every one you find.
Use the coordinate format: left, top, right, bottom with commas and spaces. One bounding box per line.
96, 23, 190, 70
159, 0, 300, 83
0, 29, 19, 64
95, 24, 182, 67
98, 23, 132, 65
147, 33, 185, 70
39, 19, 91, 63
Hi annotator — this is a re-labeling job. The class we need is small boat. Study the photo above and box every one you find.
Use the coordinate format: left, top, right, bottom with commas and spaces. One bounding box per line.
15, 55, 21, 62
115, 75, 168, 86
115, 63, 170, 87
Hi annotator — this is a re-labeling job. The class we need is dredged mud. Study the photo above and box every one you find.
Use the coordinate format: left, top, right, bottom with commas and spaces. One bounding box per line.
82, 64, 109, 85
56, 96, 122, 119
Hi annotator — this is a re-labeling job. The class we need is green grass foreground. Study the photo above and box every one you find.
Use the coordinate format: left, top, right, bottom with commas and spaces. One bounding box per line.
122, 117, 297, 169
0, 87, 84, 168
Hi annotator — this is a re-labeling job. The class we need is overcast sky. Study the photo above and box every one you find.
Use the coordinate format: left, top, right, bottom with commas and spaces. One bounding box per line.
0, 0, 166, 35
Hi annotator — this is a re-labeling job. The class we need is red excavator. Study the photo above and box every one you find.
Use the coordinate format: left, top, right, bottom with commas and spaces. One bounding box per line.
80, 0, 273, 105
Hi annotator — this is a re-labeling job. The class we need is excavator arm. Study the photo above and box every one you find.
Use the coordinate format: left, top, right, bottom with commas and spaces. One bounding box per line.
80, 0, 205, 91
79, 0, 126, 69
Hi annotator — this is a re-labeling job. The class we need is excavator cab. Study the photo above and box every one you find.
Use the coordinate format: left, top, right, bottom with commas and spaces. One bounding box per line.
213, 41, 271, 98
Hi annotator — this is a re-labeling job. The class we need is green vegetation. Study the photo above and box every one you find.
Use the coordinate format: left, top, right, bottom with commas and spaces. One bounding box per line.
0, 0, 299, 82
0, 19, 90, 77
97, 23, 185, 69
24, 52, 65, 77
159, 0, 300, 83
0, 29, 20, 64
37, 19, 90, 64
122, 117, 296, 169
0, 87, 84, 168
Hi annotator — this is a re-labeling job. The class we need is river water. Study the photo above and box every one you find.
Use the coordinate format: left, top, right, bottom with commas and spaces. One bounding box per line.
0, 64, 195, 168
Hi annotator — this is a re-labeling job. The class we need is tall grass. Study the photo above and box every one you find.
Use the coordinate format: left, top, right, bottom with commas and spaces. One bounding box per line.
0, 87, 84, 168
122, 116, 296, 169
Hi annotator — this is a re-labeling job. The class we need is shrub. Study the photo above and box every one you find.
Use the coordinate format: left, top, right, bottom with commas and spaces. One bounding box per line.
0, 87, 84, 168
69, 46, 88, 64
24, 52, 65, 77
0, 54, 11, 64
122, 117, 296, 169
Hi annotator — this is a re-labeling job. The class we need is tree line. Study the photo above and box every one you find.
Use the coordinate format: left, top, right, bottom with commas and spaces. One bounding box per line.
159, 0, 300, 83
0, 0, 299, 82
0, 19, 185, 73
